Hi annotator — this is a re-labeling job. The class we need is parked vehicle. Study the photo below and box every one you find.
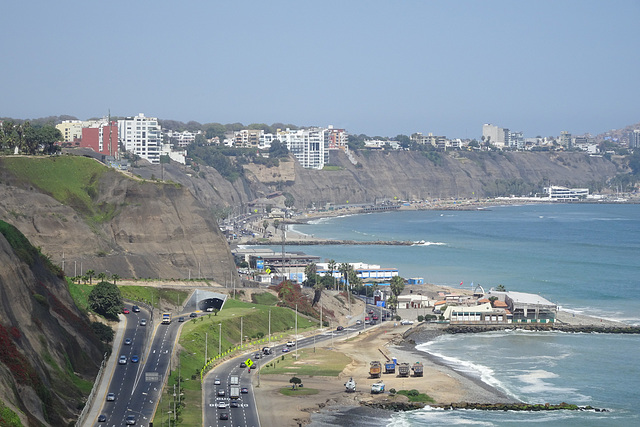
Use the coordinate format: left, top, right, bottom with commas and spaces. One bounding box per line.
398, 362, 411, 377
412, 362, 424, 377
369, 361, 382, 378
344, 377, 356, 392
384, 362, 396, 374
371, 381, 385, 394
400, 319, 414, 325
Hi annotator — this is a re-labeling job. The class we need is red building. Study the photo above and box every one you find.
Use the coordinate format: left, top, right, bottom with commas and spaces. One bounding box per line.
80, 122, 118, 157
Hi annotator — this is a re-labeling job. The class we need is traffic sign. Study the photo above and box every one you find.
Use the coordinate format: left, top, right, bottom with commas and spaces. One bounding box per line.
245, 358, 253, 368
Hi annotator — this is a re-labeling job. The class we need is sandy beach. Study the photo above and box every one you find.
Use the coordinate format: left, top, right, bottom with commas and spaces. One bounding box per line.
251, 308, 632, 426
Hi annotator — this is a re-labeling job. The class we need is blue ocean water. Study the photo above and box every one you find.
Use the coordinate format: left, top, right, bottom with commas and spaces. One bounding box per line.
284, 204, 640, 426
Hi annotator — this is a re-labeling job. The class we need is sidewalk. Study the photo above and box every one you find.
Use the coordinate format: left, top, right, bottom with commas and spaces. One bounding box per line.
79, 314, 126, 427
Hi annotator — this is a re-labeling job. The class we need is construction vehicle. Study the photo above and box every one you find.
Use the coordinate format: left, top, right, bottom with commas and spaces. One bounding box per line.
162, 313, 171, 324
370, 381, 385, 394
398, 362, 411, 377
384, 361, 396, 374
344, 377, 356, 392
369, 361, 382, 378
412, 362, 424, 377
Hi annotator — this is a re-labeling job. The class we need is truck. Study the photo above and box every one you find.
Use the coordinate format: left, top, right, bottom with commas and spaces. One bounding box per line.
230, 375, 239, 386
162, 313, 171, 324
398, 362, 411, 377
412, 362, 424, 377
262, 347, 272, 355
384, 362, 396, 374
369, 361, 382, 378
230, 386, 240, 399
370, 381, 385, 394
344, 377, 356, 393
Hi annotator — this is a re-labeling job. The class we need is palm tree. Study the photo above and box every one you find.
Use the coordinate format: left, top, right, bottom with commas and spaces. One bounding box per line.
97, 272, 106, 282
86, 269, 95, 285
327, 259, 337, 290
111, 274, 120, 286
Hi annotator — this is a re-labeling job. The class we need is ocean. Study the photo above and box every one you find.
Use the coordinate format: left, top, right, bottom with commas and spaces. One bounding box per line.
281, 203, 640, 426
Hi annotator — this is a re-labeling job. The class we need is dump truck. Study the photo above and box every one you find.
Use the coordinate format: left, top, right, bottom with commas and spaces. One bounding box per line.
162, 313, 171, 324
344, 377, 356, 393
370, 381, 385, 394
384, 362, 396, 374
369, 361, 382, 378
412, 362, 424, 377
398, 362, 411, 377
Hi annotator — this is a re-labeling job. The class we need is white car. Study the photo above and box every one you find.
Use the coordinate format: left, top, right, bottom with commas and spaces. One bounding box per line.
217, 401, 227, 409
286, 340, 295, 347
400, 320, 414, 325
119, 355, 127, 364
214, 378, 221, 385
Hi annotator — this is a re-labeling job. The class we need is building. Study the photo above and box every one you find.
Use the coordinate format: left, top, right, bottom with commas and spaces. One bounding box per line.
544, 185, 589, 201
56, 120, 84, 143
276, 127, 328, 169
444, 302, 512, 324
560, 131, 572, 148
410, 132, 449, 149
325, 125, 348, 149
118, 113, 162, 164
482, 124, 507, 148
165, 130, 199, 147
234, 129, 263, 149
502, 291, 557, 323
630, 129, 640, 149
508, 131, 525, 149
80, 121, 119, 157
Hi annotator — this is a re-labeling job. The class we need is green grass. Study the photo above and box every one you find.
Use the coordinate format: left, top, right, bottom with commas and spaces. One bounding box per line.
0, 400, 24, 427
259, 348, 350, 376
250, 292, 278, 306
118, 286, 189, 309
396, 389, 435, 403
279, 387, 319, 396
154, 298, 320, 425
0, 156, 117, 222
67, 279, 92, 312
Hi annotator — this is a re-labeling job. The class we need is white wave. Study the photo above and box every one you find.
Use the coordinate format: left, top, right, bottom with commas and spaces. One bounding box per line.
416, 342, 518, 399
412, 240, 447, 246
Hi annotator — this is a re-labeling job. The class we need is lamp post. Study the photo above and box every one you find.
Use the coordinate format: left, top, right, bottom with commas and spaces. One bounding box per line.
218, 323, 222, 356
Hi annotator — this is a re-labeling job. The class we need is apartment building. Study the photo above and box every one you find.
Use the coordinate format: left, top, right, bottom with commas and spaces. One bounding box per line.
118, 113, 162, 164
56, 120, 84, 143
234, 129, 262, 148
325, 125, 348, 149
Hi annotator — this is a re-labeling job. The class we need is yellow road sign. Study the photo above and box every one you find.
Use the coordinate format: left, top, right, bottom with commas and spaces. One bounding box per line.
245, 358, 253, 368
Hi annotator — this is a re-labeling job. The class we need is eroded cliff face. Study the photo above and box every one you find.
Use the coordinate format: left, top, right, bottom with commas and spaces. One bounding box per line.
0, 165, 237, 281
0, 223, 103, 426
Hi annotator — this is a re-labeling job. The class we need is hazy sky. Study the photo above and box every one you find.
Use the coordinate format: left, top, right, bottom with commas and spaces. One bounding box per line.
1, 0, 638, 138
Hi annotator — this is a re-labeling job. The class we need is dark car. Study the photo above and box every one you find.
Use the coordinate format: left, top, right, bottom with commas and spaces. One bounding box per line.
131, 355, 139, 363
230, 401, 239, 408
219, 412, 229, 420
240, 361, 247, 368
124, 338, 132, 345
189, 312, 198, 318
178, 316, 185, 322
132, 305, 140, 312
125, 414, 136, 425
217, 389, 225, 397
241, 387, 249, 394
336, 326, 344, 331
98, 414, 107, 422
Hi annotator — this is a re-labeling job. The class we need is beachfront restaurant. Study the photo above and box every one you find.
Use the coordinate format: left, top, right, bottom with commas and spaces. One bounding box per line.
444, 303, 512, 324
503, 291, 557, 323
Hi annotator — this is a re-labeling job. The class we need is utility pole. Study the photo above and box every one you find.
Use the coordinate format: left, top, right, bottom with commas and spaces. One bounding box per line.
268, 309, 271, 346
218, 323, 222, 356
295, 303, 298, 358
240, 317, 243, 349
205, 332, 208, 364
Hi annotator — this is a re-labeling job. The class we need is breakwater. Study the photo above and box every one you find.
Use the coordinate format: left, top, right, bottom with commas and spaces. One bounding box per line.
362, 400, 608, 412
245, 239, 415, 246
444, 324, 640, 334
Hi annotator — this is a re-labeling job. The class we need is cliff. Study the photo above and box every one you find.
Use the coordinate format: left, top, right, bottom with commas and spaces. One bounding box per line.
0, 221, 104, 426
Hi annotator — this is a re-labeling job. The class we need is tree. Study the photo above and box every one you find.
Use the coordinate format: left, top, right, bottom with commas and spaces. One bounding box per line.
269, 140, 289, 158
88, 281, 123, 320
111, 273, 120, 285
389, 276, 405, 313
289, 376, 302, 390
97, 272, 106, 282
86, 269, 95, 285
326, 259, 337, 290
91, 321, 115, 343
495, 284, 506, 292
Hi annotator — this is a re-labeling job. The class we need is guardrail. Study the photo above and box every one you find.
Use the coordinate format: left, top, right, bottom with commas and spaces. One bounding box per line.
75, 352, 108, 427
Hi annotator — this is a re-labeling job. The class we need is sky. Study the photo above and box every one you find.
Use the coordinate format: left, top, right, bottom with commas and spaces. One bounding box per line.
1, 0, 639, 139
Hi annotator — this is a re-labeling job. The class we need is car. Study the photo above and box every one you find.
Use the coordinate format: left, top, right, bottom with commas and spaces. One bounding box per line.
219, 412, 229, 420
206, 307, 214, 312
254, 352, 261, 359
106, 393, 115, 401
140, 319, 147, 326
131, 355, 139, 363
286, 340, 295, 347
241, 387, 248, 394
178, 316, 185, 322
370, 320, 377, 325
118, 355, 127, 365
368, 309, 374, 314
230, 401, 239, 408
122, 308, 130, 314
400, 320, 414, 325
132, 305, 140, 312
372, 315, 378, 320
336, 326, 344, 331
189, 312, 198, 318
98, 414, 107, 422
124, 338, 132, 345
240, 361, 247, 368
125, 415, 136, 425
217, 389, 226, 397
217, 401, 227, 408
282, 347, 289, 353
356, 320, 362, 325
214, 378, 221, 385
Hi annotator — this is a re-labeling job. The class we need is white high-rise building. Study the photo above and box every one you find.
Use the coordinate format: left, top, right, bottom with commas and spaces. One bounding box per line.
482, 124, 507, 148
276, 128, 328, 169
118, 113, 162, 164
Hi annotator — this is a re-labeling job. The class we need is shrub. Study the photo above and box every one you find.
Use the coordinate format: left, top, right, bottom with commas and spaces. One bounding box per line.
417, 315, 424, 322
